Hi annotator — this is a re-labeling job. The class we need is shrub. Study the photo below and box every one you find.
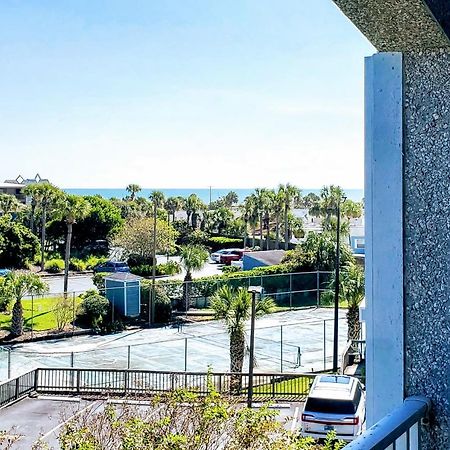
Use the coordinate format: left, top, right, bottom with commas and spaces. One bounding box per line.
54, 295, 76, 331
45, 259, 65, 273
130, 264, 153, 277
157, 261, 182, 276
79, 290, 110, 328
92, 272, 107, 292
207, 236, 242, 251
69, 258, 87, 272
84, 255, 108, 270
127, 254, 155, 268
222, 265, 240, 274
140, 283, 173, 323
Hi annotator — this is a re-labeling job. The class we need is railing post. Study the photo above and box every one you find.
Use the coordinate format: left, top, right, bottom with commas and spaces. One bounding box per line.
271, 376, 275, 399
184, 338, 188, 372
127, 346, 131, 369
15, 377, 19, 399
289, 273, 293, 310
34, 369, 39, 391
76, 370, 81, 394
323, 320, 326, 370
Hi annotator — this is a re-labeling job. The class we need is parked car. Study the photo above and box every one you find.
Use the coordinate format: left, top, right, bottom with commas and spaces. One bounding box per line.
0, 269, 11, 277
210, 249, 235, 263
220, 250, 244, 265
301, 375, 366, 441
93, 261, 130, 274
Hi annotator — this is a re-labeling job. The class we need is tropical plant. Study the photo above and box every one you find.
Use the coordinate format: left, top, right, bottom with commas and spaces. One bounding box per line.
278, 184, 302, 250
125, 183, 142, 201
54, 295, 76, 331
79, 290, 110, 329
44, 258, 65, 273
58, 195, 91, 295
0, 215, 40, 268
185, 194, 205, 229
210, 286, 275, 390
339, 262, 365, 341
2, 272, 48, 337
179, 245, 209, 310
24, 183, 64, 270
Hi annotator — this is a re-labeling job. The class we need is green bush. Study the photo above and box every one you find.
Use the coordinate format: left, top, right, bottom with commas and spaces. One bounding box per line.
130, 264, 153, 277
127, 254, 155, 268
222, 265, 240, 274
92, 272, 107, 292
84, 255, 108, 270
79, 290, 110, 328
45, 259, 65, 273
140, 283, 173, 323
207, 236, 242, 251
157, 261, 182, 276
69, 258, 87, 271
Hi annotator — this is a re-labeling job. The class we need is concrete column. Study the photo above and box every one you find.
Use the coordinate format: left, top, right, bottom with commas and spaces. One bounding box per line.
403, 50, 450, 449
364, 52, 404, 426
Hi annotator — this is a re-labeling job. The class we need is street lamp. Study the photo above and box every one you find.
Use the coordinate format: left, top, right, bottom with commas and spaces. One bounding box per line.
332, 195, 347, 373
247, 285, 263, 408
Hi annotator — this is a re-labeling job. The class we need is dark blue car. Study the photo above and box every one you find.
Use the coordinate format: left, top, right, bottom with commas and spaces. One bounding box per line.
93, 261, 130, 274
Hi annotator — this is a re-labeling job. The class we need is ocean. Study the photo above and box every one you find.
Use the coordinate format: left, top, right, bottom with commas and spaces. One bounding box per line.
64, 188, 364, 204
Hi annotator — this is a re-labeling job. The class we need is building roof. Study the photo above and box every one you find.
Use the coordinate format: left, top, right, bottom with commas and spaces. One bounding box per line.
104, 273, 142, 282
0, 183, 25, 189
244, 250, 286, 266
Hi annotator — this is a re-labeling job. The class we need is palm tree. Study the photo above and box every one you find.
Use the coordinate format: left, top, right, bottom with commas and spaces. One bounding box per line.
24, 183, 64, 270
210, 286, 275, 391
126, 184, 142, 201
3, 272, 48, 337
185, 194, 205, 229
273, 189, 284, 249
279, 184, 301, 250
254, 188, 270, 250
60, 195, 90, 295
340, 263, 365, 342
223, 191, 239, 207
165, 196, 180, 223
179, 245, 209, 311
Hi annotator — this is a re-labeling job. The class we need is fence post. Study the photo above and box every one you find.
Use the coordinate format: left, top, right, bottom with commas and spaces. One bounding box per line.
280, 325, 283, 373
289, 273, 293, 310
31, 294, 34, 340
7, 348, 11, 379
76, 370, 81, 394
72, 292, 76, 335
71, 352, 74, 368
323, 320, 326, 370
316, 271, 320, 306
15, 377, 19, 399
184, 338, 188, 372
127, 345, 131, 369
34, 369, 39, 391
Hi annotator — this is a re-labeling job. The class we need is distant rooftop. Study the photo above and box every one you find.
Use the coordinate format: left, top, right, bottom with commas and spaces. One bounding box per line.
3, 173, 49, 185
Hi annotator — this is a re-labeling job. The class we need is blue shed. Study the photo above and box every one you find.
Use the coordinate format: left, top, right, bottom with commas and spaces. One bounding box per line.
104, 273, 142, 317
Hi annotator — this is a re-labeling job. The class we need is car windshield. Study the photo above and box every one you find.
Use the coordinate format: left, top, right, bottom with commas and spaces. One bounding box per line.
305, 398, 356, 415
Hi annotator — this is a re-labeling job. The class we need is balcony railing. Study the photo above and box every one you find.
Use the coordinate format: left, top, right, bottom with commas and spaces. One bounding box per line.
345, 396, 431, 450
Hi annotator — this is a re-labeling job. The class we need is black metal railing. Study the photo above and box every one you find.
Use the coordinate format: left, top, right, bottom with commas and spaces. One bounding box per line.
35, 368, 315, 400
0, 369, 35, 408
345, 396, 431, 450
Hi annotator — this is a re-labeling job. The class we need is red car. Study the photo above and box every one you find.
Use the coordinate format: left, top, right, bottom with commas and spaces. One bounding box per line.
220, 250, 244, 265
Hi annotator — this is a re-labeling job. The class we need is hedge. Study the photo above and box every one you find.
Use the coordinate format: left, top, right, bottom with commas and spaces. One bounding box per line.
207, 237, 243, 251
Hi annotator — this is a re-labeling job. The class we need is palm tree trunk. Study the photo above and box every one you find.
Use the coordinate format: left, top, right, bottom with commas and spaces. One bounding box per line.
347, 305, 361, 342
265, 215, 270, 250
252, 227, 256, 248
11, 299, 23, 337
275, 214, 280, 249
183, 271, 192, 311
259, 214, 263, 249
63, 222, 73, 296
40, 208, 47, 271
230, 331, 246, 393
284, 206, 289, 250
30, 201, 36, 234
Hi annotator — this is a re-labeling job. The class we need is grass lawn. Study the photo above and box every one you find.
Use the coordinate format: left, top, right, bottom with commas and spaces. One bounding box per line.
251, 375, 314, 398
0, 296, 82, 332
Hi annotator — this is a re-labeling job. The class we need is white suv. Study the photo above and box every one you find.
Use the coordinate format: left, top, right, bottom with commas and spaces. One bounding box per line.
301, 375, 366, 441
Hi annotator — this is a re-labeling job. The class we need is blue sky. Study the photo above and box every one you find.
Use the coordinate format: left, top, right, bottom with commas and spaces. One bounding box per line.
0, 0, 374, 189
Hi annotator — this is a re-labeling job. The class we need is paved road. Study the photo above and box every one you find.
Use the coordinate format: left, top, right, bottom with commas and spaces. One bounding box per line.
42, 256, 224, 295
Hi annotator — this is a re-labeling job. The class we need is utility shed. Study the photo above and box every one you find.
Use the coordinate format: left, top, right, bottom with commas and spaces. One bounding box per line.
242, 250, 285, 271
104, 273, 142, 317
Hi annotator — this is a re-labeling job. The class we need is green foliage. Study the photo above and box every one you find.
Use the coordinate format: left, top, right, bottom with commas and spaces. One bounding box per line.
0, 215, 40, 268
58, 386, 340, 449
92, 273, 107, 292
130, 261, 181, 277
79, 290, 110, 328
141, 283, 173, 323
44, 258, 65, 273
84, 255, 108, 270
207, 236, 242, 251
68, 258, 87, 271
221, 265, 240, 274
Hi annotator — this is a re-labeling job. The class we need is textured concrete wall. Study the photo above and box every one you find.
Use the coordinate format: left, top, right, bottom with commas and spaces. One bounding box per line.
403, 50, 450, 448
332, 0, 450, 51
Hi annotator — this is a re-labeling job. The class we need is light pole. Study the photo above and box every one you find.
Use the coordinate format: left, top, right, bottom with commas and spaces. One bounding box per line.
332, 195, 347, 373
247, 285, 262, 408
